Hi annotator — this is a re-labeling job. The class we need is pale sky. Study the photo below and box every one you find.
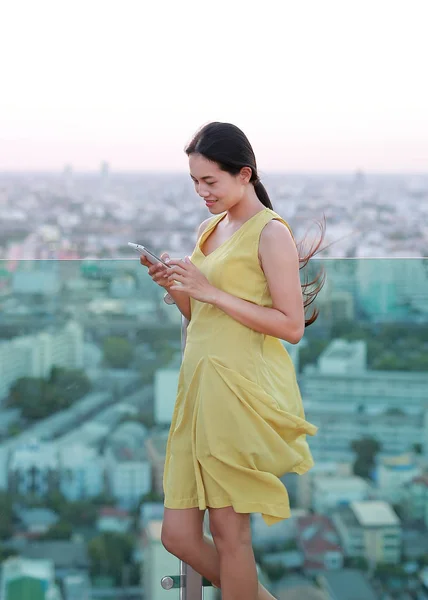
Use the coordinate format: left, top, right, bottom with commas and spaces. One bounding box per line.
0, 0, 427, 172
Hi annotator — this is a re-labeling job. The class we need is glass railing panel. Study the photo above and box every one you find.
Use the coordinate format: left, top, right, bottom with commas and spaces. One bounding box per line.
254, 258, 428, 600
1, 257, 427, 599
0, 258, 183, 599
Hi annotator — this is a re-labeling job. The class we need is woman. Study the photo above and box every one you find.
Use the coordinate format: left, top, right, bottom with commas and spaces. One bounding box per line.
140, 122, 324, 600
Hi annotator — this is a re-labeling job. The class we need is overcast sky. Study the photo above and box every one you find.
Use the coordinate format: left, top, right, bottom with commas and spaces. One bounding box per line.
0, 0, 427, 172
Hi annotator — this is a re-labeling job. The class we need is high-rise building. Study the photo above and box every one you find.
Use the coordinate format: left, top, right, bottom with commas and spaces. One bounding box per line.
301, 339, 428, 461
0, 320, 84, 398
332, 501, 401, 565
59, 443, 105, 501
375, 453, 421, 504
9, 440, 58, 497
105, 422, 151, 508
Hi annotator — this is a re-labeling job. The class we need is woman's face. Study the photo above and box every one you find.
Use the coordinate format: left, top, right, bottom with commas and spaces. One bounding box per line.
189, 153, 247, 214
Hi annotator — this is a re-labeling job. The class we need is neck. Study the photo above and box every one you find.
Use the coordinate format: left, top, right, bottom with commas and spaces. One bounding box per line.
226, 188, 266, 224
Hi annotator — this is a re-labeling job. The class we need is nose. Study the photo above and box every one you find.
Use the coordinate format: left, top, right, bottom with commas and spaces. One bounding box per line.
197, 185, 210, 198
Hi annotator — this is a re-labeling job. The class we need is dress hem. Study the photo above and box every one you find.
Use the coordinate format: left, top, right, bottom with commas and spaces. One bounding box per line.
164, 454, 314, 526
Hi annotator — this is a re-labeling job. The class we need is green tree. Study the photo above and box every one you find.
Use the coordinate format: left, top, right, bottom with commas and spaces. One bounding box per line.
139, 490, 164, 504
262, 563, 285, 582
45, 493, 98, 528
103, 337, 135, 368
9, 368, 92, 421
45, 490, 68, 513
345, 556, 369, 571
9, 377, 64, 420
299, 339, 330, 372
375, 562, 406, 577
413, 443, 423, 455
91, 492, 117, 507
412, 354, 428, 371
88, 532, 135, 585
330, 320, 357, 338
372, 353, 402, 371
49, 366, 92, 403
61, 500, 98, 527
0, 544, 17, 561
385, 408, 405, 416
41, 520, 73, 540
351, 437, 381, 480
7, 423, 22, 437
0, 493, 13, 540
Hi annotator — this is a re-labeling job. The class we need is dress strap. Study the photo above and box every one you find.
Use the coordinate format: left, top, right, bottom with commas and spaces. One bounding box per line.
248, 209, 295, 243
198, 214, 225, 243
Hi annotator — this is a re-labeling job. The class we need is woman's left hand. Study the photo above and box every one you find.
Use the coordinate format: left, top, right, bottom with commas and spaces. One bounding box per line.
167, 257, 218, 304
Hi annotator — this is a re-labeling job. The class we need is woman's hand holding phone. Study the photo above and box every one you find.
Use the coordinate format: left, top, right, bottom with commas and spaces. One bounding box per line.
140, 252, 172, 289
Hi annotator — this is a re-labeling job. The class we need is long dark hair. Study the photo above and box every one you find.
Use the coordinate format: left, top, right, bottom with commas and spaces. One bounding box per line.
185, 121, 326, 327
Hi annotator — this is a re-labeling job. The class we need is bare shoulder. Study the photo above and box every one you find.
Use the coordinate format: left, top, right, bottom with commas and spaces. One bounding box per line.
259, 219, 295, 248
258, 219, 298, 269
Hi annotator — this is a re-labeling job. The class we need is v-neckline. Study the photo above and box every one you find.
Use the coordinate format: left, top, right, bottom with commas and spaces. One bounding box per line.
199, 208, 269, 258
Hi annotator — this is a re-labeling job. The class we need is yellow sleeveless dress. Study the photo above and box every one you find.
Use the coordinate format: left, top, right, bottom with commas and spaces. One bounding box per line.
163, 208, 318, 525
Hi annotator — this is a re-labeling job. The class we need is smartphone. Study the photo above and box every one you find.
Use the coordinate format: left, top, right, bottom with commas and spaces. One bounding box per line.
128, 242, 170, 267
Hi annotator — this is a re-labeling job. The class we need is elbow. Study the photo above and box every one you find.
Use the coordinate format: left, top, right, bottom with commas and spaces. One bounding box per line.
284, 321, 305, 345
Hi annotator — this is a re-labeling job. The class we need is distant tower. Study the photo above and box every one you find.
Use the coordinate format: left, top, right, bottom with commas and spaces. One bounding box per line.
100, 160, 110, 179
63, 164, 74, 195
353, 169, 366, 188
100, 161, 110, 197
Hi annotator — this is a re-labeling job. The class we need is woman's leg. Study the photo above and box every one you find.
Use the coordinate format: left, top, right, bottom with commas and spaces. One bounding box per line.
208, 506, 258, 600
161, 507, 221, 587
161, 507, 276, 599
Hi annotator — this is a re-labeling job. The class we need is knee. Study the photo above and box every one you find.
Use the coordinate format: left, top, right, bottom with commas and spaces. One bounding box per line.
209, 510, 252, 551
161, 522, 182, 556
161, 522, 194, 560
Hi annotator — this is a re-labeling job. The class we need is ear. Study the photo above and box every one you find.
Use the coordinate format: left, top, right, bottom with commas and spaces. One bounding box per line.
239, 166, 252, 185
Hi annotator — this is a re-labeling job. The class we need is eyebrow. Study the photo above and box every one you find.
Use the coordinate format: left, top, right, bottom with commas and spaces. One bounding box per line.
190, 174, 216, 181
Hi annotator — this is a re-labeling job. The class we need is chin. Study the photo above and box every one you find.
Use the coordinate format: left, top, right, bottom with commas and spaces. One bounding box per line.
206, 202, 222, 212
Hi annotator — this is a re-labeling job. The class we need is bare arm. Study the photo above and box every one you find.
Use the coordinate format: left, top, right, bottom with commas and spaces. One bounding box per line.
210, 220, 305, 343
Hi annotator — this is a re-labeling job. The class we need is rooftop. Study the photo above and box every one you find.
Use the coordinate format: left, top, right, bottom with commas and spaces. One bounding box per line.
277, 583, 326, 600
350, 500, 400, 527
319, 569, 377, 600
314, 475, 370, 492
15, 507, 59, 529
381, 453, 417, 470
21, 540, 90, 568
297, 514, 342, 560
5, 577, 47, 600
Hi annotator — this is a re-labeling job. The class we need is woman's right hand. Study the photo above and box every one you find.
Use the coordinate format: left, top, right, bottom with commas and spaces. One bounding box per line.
140, 252, 172, 288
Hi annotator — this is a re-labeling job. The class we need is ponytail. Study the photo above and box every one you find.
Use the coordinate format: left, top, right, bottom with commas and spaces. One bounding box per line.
253, 178, 326, 328
254, 179, 273, 210
296, 219, 326, 327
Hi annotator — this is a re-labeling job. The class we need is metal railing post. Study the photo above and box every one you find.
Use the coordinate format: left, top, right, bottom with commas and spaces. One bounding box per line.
160, 316, 208, 597
180, 316, 203, 599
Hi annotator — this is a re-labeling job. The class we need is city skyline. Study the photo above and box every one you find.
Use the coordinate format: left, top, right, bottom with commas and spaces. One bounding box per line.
1, 1, 427, 172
